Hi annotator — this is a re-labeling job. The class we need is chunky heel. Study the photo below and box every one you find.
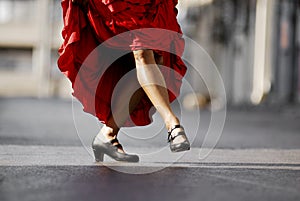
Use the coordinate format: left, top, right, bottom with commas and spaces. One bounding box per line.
93, 149, 104, 162
92, 137, 139, 162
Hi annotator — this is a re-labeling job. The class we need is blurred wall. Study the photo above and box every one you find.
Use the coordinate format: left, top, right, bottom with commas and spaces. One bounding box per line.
180, 0, 300, 106
271, 0, 300, 104
0, 0, 70, 98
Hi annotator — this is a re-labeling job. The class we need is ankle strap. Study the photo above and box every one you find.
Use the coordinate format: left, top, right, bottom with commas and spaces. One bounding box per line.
110, 138, 123, 149
110, 138, 119, 144
168, 125, 183, 135
168, 125, 183, 142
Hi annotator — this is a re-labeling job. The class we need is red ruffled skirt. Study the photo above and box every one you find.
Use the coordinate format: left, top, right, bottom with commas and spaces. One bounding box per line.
58, 0, 187, 127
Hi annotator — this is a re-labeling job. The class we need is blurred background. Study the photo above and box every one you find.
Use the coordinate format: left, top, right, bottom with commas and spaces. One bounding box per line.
0, 0, 299, 107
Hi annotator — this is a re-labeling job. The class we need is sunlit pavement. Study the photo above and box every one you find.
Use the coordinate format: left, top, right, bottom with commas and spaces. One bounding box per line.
0, 98, 300, 201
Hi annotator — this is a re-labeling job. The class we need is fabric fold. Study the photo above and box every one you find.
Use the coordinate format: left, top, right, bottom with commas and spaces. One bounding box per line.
58, 0, 187, 127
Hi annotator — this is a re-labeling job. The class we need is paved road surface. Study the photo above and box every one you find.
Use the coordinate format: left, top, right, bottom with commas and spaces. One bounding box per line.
0, 98, 300, 201
1, 98, 300, 148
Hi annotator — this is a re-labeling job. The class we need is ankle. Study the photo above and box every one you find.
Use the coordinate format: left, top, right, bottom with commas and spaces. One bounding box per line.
165, 116, 180, 131
98, 125, 119, 141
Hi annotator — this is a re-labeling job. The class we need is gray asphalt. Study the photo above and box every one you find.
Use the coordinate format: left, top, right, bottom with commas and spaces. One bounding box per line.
0, 97, 300, 201
1, 166, 299, 201
0, 97, 300, 148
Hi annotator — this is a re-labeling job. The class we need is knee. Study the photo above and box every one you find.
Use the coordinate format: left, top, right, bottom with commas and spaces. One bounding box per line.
133, 49, 154, 64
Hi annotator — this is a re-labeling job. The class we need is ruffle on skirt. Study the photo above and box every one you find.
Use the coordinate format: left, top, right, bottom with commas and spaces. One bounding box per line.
57, 0, 187, 127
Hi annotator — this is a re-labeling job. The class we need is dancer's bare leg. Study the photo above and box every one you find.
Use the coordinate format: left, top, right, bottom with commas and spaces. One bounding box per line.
99, 53, 162, 139
97, 81, 145, 152
133, 49, 186, 143
100, 87, 144, 137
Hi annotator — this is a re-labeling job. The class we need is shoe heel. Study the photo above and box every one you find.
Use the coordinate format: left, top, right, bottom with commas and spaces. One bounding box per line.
93, 149, 104, 162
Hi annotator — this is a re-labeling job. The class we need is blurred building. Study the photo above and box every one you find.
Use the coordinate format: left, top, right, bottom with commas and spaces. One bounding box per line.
180, 0, 300, 107
0, 0, 68, 98
0, 0, 299, 106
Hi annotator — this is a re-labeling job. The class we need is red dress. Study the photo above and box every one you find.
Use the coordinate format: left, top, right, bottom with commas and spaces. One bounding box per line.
58, 0, 187, 127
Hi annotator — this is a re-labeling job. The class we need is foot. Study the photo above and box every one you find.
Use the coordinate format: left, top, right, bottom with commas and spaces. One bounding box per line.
168, 125, 190, 152
166, 117, 188, 145
96, 126, 125, 153
168, 126, 188, 144
92, 137, 139, 162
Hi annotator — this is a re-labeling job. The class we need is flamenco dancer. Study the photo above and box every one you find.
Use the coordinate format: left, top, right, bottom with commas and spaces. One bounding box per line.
58, 0, 190, 162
